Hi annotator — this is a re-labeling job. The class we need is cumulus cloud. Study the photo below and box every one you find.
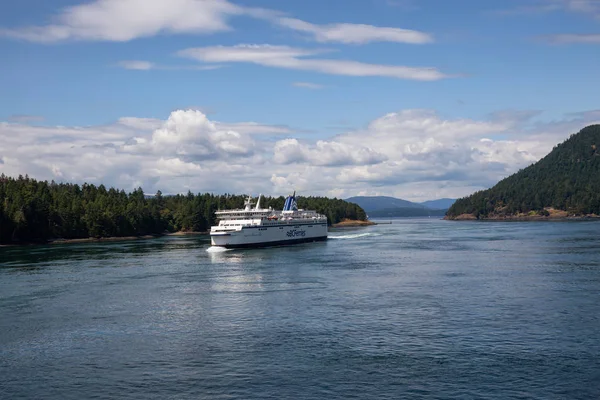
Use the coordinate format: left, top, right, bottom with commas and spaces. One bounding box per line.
2, 108, 599, 201
0, 0, 242, 42
0, 110, 274, 195
139, 109, 256, 160
273, 138, 388, 166
274, 17, 433, 44
178, 44, 450, 81
269, 109, 600, 199
153, 157, 203, 177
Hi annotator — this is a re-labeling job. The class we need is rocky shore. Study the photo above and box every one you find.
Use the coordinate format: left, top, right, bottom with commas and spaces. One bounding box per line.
445, 208, 600, 221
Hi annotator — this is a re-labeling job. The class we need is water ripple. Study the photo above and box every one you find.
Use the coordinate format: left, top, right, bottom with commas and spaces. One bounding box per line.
1, 220, 599, 399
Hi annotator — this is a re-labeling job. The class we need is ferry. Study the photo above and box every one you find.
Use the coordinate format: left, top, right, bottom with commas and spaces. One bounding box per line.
210, 192, 328, 248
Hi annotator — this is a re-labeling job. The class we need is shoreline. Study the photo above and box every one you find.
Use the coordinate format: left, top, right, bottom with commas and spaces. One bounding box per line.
445, 213, 600, 221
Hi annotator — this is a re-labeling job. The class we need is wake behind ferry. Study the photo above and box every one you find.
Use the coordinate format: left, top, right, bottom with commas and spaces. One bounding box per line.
210, 193, 328, 248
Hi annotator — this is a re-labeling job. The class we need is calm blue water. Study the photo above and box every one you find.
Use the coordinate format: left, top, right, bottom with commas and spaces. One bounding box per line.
1, 219, 600, 399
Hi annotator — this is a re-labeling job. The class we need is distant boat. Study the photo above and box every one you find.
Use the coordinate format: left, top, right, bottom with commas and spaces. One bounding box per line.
210, 193, 327, 248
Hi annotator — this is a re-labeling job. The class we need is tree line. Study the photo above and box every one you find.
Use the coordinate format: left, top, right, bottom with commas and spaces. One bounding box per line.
0, 174, 367, 243
447, 125, 600, 218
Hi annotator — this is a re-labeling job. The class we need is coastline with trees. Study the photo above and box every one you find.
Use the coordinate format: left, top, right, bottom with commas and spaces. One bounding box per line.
0, 175, 367, 245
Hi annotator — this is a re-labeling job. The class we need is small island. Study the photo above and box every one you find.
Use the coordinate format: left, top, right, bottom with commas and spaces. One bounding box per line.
446, 125, 600, 221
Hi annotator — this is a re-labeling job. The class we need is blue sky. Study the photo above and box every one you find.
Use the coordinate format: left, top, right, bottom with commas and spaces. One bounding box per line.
1, 0, 599, 200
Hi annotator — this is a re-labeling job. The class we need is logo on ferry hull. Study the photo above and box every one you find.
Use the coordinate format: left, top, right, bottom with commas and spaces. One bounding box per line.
286, 229, 306, 238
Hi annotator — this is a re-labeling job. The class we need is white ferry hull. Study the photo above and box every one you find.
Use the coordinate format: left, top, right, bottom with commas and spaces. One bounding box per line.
211, 223, 327, 248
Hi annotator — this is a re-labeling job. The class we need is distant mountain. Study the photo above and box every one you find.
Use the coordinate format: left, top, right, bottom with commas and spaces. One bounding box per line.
368, 207, 447, 218
419, 198, 456, 210
345, 196, 423, 212
346, 195, 455, 212
345, 195, 456, 219
447, 124, 600, 219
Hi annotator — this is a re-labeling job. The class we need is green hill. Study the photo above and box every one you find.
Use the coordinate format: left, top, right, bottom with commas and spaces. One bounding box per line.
446, 124, 600, 220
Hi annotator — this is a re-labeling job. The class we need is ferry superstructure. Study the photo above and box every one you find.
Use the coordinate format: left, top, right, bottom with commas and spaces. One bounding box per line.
210, 193, 328, 248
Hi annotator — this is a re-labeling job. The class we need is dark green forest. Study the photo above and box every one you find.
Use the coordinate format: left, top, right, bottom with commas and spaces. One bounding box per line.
0, 175, 367, 244
447, 124, 600, 219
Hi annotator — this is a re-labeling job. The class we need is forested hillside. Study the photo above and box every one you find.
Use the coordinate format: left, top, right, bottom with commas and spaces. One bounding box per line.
0, 175, 366, 243
446, 125, 600, 219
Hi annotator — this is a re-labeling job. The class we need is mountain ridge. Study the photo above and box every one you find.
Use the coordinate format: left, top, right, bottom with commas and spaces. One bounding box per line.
345, 195, 456, 217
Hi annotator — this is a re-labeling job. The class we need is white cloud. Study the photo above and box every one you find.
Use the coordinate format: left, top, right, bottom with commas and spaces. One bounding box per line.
178, 44, 450, 81
0, 110, 274, 195
178, 44, 327, 63
147, 109, 256, 160
273, 138, 388, 166
269, 109, 600, 200
2, 109, 599, 201
293, 82, 324, 89
0, 0, 242, 42
0, 0, 437, 50
275, 17, 433, 44
153, 157, 202, 176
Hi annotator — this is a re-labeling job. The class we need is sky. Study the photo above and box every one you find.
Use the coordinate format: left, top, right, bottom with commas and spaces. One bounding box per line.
1, 0, 599, 201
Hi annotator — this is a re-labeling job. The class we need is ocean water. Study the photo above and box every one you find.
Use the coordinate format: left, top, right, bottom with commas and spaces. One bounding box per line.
1, 219, 599, 399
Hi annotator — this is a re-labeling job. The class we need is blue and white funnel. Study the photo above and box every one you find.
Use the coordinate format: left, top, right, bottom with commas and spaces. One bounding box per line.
283, 191, 298, 211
